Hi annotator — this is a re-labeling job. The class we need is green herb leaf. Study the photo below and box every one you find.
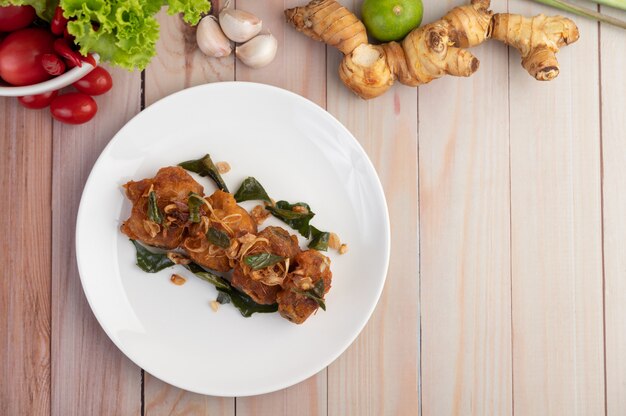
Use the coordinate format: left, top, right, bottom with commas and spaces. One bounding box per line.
178, 154, 229, 192
308, 226, 330, 251
234, 177, 272, 203
266, 201, 315, 237
293, 279, 326, 311
244, 253, 285, 270
130, 240, 174, 273
214, 289, 278, 317
207, 227, 231, 249
147, 190, 163, 224
186, 263, 278, 317
185, 262, 231, 290
187, 192, 204, 223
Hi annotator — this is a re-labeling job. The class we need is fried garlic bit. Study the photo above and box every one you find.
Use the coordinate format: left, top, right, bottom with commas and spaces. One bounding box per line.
339, 244, 349, 255
216, 161, 231, 174
328, 232, 341, 250
170, 274, 187, 285
210, 300, 220, 312
250, 205, 270, 225
167, 252, 191, 265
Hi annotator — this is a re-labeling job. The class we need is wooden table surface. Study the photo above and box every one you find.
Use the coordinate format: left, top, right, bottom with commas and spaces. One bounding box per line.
2, 1, 625, 415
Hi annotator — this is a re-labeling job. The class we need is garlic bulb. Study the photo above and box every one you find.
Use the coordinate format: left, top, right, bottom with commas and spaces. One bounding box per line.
196, 16, 232, 58
219, 8, 262, 43
235, 33, 278, 69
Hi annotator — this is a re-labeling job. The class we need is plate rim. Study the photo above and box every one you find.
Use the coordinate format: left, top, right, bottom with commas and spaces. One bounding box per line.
75, 81, 391, 397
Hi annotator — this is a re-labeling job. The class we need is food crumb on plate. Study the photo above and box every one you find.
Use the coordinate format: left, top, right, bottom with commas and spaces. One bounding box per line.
170, 274, 187, 285
329, 232, 341, 250
216, 161, 231, 174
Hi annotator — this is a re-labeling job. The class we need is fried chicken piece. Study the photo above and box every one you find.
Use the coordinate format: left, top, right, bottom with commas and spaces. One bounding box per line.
182, 190, 257, 272
121, 166, 203, 249
231, 266, 282, 305
231, 226, 302, 305
278, 250, 332, 324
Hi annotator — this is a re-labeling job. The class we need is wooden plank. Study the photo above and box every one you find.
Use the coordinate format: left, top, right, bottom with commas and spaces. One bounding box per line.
508, 2, 605, 415
600, 7, 626, 416
418, 0, 512, 414
325, 2, 419, 415
51, 68, 142, 416
0, 98, 52, 416
143, 8, 236, 415
234, 0, 328, 413
234, 0, 327, 100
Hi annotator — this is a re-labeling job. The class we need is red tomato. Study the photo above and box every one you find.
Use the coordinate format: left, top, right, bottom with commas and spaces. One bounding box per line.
50, 93, 98, 124
18, 90, 59, 109
73, 67, 113, 95
0, 5, 35, 32
0, 28, 55, 86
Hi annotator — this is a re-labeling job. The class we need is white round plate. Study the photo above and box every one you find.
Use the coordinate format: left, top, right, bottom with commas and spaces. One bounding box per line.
76, 82, 390, 397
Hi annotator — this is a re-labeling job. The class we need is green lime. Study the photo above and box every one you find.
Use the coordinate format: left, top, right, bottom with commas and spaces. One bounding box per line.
362, 0, 424, 42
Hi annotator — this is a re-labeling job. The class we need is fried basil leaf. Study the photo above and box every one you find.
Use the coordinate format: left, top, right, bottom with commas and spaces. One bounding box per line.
233, 177, 271, 203
178, 154, 229, 192
186, 263, 277, 317
214, 289, 278, 317
207, 227, 230, 249
130, 240, 174, 273
186, 262, 230, 290
294, 279, 326, 311
266, 201, 315, 237
187, 192, 204, 223
244, 253, 285, 270
308, 226, 330, 251
147, 190, 163, 224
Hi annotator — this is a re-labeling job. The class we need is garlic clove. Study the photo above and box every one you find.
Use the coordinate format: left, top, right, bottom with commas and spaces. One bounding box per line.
197, 15, 232, 58
219, 8, 262, 43
235, 33, 278, 69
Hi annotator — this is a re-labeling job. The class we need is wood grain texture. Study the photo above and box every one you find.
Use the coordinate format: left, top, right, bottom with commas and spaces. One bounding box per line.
600, 8, 626, 416
418, 0, 512, 414
234, 1, 327, 413
508, 3, 605, 415
143, 8, 235, 415
51, 68, 142, 416
325, 3, 419, 415
0, 98, 52, 416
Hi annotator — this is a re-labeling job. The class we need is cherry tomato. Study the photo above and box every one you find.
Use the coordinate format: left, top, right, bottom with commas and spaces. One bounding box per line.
50, 92, 98, 124
0, 5, 35, 32
72, 67, 113, 95
0, 28, 55, 86
18, 90, 59, 109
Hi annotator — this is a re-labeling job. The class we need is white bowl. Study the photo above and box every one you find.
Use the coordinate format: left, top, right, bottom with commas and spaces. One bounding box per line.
0, 53, 100, 97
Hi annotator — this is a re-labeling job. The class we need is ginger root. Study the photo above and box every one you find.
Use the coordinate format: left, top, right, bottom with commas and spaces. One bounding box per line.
285, 0, 579, 99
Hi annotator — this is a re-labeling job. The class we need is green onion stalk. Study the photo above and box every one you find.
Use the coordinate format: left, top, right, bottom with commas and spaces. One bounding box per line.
589, 0, 626, 10
529, 0, 626, 29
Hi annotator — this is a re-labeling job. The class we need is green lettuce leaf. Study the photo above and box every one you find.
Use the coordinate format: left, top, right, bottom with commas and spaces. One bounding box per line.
2, 0, 211, 70
166, 0, 210, 25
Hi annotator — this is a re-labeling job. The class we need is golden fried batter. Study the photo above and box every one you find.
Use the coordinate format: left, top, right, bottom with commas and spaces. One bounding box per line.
183, 190, 257, 272
231, 226, 302, 305
121, 166, 204, 249
231, 266, 282, 305
278, 250, 332, 324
